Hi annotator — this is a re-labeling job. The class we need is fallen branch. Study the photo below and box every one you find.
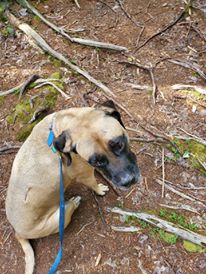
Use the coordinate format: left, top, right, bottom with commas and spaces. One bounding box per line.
118, 61, 158, 104
17, 0, 128, 52
177, 127, 206, 146
111, 225, 141, 232
6, 12, 115, 97
135, 10, 185, 51
0, 84, 22, 97
34, 81, 70, 99
156, 179, 206, 208
0, 73, 39, 97
168, 59, 206, 81
159, 203, 200, 214
28, 106, 49, 123
108, 207, 206, 246
19, 74, 40, 99
172, 84, 206, 95
126, 83, 152, 91
0, 143, 21, 154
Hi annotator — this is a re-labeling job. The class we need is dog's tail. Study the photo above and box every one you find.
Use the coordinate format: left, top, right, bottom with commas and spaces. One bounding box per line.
16, 233, 35, 274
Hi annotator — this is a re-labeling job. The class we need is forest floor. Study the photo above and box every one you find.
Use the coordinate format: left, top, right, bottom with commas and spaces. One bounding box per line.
0, 0, 206, 273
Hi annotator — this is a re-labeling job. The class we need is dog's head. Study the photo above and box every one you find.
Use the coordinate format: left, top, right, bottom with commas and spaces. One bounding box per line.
53, 101, 141, 189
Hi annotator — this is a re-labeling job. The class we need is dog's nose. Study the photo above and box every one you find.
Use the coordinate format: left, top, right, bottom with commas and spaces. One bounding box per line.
119, 174, 139, 188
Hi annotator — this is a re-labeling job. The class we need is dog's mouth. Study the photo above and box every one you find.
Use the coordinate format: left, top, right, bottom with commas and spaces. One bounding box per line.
96, 168, 141, 190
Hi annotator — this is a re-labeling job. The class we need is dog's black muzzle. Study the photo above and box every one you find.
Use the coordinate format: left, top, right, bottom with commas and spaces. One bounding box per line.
97, 151, 141, 189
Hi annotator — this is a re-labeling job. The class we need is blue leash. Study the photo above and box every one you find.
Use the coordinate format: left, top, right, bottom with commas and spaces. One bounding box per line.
47, 125, 65, 274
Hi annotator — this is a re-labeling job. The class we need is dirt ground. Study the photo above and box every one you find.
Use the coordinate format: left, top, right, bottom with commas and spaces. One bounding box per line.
1, 0, 206, 273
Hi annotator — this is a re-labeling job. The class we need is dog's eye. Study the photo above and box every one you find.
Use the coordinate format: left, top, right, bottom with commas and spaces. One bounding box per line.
88, 154, 108, 168
109, 140, 125, 155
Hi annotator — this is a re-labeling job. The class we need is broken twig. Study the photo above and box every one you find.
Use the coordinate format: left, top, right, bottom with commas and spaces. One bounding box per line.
17, 0, 127, 52
172, 84, 206, 95
0, 143, 21, 155
19, 74, 40, 99
111, 225, 141, 232
6, 12, 115, 97
135, 10, 185, 51
156, 179, 206, 208
168, 59, 206, 81
159, 203, 200, 214
118, 60, 158, 104
109, 207, 206, 246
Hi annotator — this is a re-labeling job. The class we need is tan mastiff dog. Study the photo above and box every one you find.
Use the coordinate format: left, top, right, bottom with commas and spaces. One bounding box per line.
6, 101, 140, 274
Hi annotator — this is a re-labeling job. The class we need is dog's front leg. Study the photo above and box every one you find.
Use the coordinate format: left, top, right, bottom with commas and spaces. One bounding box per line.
81, 173, 109, 196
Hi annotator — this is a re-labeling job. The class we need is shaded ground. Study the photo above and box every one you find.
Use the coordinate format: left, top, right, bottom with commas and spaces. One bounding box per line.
0, 0, 206, 273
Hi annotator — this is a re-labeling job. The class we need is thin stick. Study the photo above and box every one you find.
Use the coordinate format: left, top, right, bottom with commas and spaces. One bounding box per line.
144, 177, 149, 192
130, 137, 166, 144
156, 179, 206, 208
6, 12, 115, 97
111, 225, 141, 232
0, 84, 22, 96
172, 84, 206, 95
177, 127, 206, 146
135, 10, 185, 51
74, 0, 80, 9
118, 61, 158, 104
159, 203, 200, 214
34, 81, 70, 99
17, 0, 128, 52
168, 59, 206, 81
108, 207, 206, 246
125, 187, 136, 199
0, 144, 21, 154
76, 221, 93, 235
116, 0, 142, 28
19, 74, 40, 99
92, 192, 107, 226
161, 148, 165, 198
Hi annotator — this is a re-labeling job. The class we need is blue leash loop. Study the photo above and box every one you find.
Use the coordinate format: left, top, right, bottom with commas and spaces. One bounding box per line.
47, 124, 65, 274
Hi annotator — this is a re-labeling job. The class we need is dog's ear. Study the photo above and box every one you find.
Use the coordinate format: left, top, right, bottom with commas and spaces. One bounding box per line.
99, 100, 125, 128
53, 131, 72, 166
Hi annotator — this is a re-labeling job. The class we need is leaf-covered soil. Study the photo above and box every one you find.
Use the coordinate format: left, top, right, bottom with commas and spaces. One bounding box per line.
0, 0, 206, 273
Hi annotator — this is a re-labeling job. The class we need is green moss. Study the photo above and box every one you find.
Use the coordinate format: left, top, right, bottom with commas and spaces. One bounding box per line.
6, 115, 14, 124
158, 208, 198, 231
48, 56, 62, 67
179, 89, 205, 100
158, 230, 178, 244
32, 15, 41, 26
0, 96, 5, 105
168, 138, 206, 176
50, 71, 61, 79
183, 240, 205, 253
15, 99, 32, 122
16, 122, 37, 142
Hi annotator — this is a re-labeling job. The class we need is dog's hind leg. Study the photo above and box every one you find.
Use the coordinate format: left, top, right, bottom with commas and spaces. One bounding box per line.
39, 196, 81, 236
16, 233, 35, 274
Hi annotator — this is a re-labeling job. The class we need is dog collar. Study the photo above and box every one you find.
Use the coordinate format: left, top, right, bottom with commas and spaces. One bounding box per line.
47, 118, 57, 154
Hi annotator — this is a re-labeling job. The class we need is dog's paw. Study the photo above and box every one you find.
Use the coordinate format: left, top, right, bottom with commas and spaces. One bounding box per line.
96, 183, 109, 196
70, 196, 81, 208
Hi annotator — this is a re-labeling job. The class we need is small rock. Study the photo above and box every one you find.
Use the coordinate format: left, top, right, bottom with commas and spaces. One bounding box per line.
138, 234, 149, 245
196, 258, 206, 270
19, 8, 28, 17
152, 265, 171, 274
199, 109, 206, 116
